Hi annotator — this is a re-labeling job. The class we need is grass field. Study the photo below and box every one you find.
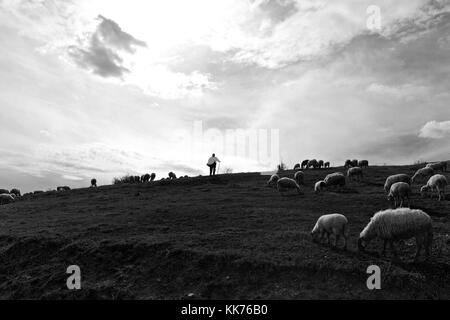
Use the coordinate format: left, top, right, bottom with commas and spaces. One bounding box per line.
1, 164, 449, 299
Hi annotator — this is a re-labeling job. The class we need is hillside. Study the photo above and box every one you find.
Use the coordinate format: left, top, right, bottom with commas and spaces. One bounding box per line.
1, 165, 450, 299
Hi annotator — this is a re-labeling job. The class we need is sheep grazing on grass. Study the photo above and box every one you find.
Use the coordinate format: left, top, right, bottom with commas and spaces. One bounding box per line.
141, 174, 151, 182
318, 160, 324, 169
267, 174, 280, 188
315, 181, 325, 194
324, 162, 330, 169
412, 167, 434, 184
358, 208, 433, 262
91, 179, 97, 187
0, 189, 9, 194
301, 160, 309, 169
294, 171, 304, 185
311, 214, 349, 250
420, 174, 448, 201
388, 182, 412, 208
347, 167, 363, 182
307, 159, 319, 169
293, 163, 301, 171
57, 186, 71, 192
384, 174, 411, 194
0, 193, 15, 205
358, 160, 369, 168
168, 172, 177, 180
324, 173, 346, 187
151, 173, 156, 181
277, 177, 301, 195
10, 188, 21, 197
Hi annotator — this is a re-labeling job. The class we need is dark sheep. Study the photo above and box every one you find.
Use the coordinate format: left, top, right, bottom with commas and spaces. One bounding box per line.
91, 179, 97, 187
293, 163, 301, 171
150, 173, 156, 181
168, 172, 177, 180
301, 160, 309, 169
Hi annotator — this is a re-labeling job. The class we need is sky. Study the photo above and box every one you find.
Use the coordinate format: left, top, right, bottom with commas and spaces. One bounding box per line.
0, 0, 449, 192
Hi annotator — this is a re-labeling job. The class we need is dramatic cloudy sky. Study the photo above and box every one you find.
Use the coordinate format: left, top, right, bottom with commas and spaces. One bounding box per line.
0, 0, 449, 192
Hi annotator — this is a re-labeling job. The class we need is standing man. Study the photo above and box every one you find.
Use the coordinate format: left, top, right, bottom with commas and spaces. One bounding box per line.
207, 153, 221, 176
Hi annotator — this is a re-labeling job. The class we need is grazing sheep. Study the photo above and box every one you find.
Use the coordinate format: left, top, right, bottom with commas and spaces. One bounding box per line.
0, 189, 9, 194
358, 160, 369, 168
351, 159, 358, 167
57, 186, 71, 192
293, 163, 301, 171
347, 167, 363, 182
420, 174, 448, 201
388, 182, 412, 208
315, 181, 326, 194
324, 162, 330, 168
301, 159, 309, 169
317, 160, 324, 169
384, 174, 411, 194
294, 171, 304, 185
0, 193, 15, 205
168, 172, 177, 180
307, 159, 319, 169
412, 167, 434, 184
150, 173, 156, 181
324, 172, 346, 187
91, 179, 97, 187
344, 159, 352, 168
267, 174, 280, 188
426, 161, 447, 172
277, 177, 301, 195
358, 208, 433, 262
10, 188, 21, 197
311, 214, 349, 249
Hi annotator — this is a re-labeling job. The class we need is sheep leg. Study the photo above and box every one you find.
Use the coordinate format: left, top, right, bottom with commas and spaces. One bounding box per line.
335, 234, 340, 248
389, 241, 400, 262
414, 236, 423, 262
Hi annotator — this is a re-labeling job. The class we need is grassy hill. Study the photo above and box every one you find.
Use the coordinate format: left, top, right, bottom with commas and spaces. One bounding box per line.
1, 165, 450, 299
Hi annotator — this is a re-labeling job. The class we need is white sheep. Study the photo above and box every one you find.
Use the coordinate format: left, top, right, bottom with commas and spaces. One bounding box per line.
358, 208, 433, 262
294, 171, 304, 185
384, 174, 411, 194
311, 214, 349, 249
0, 193, 15, 205
420, 174, 448, 201
314, 181, 325, 194
347, 167, 363, 181
267, 174, 280, 188
388, 182, 412, 208
426, 161, 447, 172
277, 177, 301, 195
412, 167, 434, 184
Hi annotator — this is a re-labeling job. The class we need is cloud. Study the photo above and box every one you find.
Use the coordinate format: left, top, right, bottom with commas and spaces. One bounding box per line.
68, 15, 146, 78
366, 83, 429, 100
419, 120, 450, 139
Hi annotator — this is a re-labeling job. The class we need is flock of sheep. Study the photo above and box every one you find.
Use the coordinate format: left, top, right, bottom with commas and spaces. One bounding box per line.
0, 171, 192, 205
1, 159, 448, 263
267, 159, 448, 262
